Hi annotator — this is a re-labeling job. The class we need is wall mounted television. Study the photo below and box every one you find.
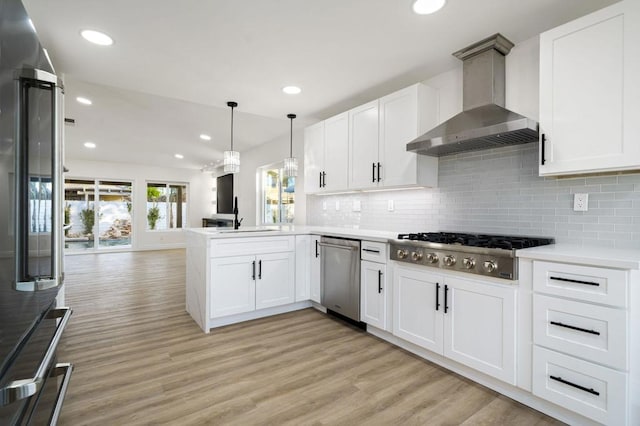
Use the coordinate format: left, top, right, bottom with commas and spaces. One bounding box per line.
216, 173, 234, 214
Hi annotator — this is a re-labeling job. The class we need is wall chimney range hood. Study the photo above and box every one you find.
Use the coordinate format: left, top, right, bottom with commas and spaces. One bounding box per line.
407, 33, 538, 157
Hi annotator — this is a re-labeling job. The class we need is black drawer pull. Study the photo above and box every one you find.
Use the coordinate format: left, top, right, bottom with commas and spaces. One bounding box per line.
549, 375, 600, 396
252, 261, 256, 280
435, 282, 440, 311
549, 276, 599, 287
372, 163, 376, 183
550, 321, 600, 336
444, 284, 449, 314
541, 133, 546, 165
378, 270, 383, 294
363, 248, 380, 254
315, 240, 319, 258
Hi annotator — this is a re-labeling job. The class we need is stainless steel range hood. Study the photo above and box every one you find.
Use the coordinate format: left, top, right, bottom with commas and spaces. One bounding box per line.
407, 34, 538, 157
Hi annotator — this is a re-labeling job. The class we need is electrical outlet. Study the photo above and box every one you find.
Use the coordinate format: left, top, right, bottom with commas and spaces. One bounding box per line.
573, 193, 589, 212
388, 200, 394, 212
353, 200, 361, 212
335, 201, 340, 210
322, 201, 327, 211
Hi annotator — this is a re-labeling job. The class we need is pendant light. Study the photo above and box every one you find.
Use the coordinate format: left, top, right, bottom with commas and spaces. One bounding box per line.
283, 113, 297, 177
223, 101, 240, 173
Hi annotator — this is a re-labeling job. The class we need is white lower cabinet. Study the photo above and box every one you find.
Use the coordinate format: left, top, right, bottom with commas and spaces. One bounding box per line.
393, 264, 516, 384
310, 235, 321, 303
295, 235, 311, 302
210, 255, 256, 318
255, 252, 295, 310
360, 260, 388, 331
209, 237, 296, 319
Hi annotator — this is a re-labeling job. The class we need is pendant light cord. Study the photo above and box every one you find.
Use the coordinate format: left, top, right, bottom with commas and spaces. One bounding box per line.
287, 113, 296, 158
227, 101, 238, 152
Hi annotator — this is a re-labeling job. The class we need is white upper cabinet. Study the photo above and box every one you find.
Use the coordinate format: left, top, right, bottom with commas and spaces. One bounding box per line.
303, 113, 349, 194
304, 83, 439, 194
348, 84, 439, 190
539, 1, 640, 176
379, 84, 439, 188
349, 100, 380, 189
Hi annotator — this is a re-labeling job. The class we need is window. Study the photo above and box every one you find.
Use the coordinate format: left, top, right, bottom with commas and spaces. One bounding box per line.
259, 164, 294, 225
146, 182, 188, 230
64, 179, 132, 251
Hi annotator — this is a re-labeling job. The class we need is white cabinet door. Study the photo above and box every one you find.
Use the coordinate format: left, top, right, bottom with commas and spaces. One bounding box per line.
210, 255, 256, 318
379, 84, 438, 188
323, 112, 349, 192
443, 276, 516, 384
303, 121, 324, 194
255, 252, 295, 310
393, 265, 443, 353
349, 100, 380, 190
295, 235, 310, 302
310, 236, 321, 303
361, 261, 387, 330
539, 2, 640, 175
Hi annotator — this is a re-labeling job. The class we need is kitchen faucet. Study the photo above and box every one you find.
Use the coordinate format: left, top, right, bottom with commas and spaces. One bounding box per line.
233, 196, 243, 230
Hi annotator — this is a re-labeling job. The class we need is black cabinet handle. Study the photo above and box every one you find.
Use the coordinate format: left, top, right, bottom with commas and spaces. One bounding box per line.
322, 171, 326, 188
377, 270, 383, 293
377, 162, 381, 182
258, 260, 262, 280
372, 163, 376, 183
550, 321, 600, 336
435, 282, 440, 311
444, 284, 449, 314
549, 375, 599, 396
315, 240, 319, 258
252, 261, 256, 280
362, 248, 380, 254
319, 172, 322, 188
549, 276, 599, 287
541, 133, 546, 165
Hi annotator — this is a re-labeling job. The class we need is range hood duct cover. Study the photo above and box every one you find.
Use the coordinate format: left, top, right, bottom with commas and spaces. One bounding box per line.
407, 33, 539, 157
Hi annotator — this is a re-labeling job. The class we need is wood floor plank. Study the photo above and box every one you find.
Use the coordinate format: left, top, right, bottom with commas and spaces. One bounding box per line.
58, 249, 564, 425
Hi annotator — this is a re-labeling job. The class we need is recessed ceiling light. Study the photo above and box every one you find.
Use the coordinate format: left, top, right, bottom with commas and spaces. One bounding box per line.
84, 142, 96, 149
413, 0, 446, 15
80, 29, 114, 46
174, 154, 184, 159
282, 86, 302, 95
199, 134, 212, 141
76, 97, 92, 105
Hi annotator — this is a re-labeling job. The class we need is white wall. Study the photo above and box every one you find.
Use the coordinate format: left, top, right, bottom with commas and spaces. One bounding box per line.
228, 130, 306, 227
65, 159, 214, 250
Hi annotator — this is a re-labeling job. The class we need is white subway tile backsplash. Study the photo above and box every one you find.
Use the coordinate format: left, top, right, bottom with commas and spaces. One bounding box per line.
307, 144, 640, 248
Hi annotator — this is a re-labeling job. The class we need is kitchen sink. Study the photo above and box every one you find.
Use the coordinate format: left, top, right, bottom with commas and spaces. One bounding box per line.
217, 228, 279, 233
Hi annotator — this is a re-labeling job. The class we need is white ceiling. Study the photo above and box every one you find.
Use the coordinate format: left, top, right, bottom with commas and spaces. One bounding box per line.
23, 0, 618, 170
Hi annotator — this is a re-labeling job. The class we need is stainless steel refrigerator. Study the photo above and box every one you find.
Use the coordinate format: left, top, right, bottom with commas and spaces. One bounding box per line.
0, 0, 72, 424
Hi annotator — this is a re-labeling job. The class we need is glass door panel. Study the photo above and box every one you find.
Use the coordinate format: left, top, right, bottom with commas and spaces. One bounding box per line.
98, 180, 132, 249
63, 179, 95, 251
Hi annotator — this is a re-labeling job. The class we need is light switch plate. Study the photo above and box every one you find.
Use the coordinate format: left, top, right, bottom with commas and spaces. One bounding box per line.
353, 200, 361, 212
573, 193, 589, 212
388, 200, 394, 212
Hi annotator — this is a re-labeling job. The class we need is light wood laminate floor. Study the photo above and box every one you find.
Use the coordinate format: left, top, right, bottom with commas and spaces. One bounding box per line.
59, 249, 563, 425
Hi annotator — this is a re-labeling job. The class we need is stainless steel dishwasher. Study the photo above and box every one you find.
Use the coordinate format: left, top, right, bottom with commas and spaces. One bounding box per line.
319, 236, 361, 322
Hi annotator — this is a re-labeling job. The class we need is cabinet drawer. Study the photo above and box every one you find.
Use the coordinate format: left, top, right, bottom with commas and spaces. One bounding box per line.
533, 260, 627, 307
209, 236, 294, 257
532, 346, 627, 425
361, 241, 387, 263
533, 294, 627, 370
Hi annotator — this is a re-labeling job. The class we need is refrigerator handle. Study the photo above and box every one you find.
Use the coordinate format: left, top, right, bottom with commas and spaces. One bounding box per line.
0, 307, 72, 406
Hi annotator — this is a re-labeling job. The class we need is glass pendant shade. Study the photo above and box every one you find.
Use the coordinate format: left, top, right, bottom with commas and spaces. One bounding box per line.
283, 156, 298, 177
284, 113, 297, 177
223, 150, 240, 173
224, 101, 240, 173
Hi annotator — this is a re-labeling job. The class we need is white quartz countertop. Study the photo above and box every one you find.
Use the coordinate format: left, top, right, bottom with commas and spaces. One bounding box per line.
517, 244, 640, 270
185, 225, 398, 243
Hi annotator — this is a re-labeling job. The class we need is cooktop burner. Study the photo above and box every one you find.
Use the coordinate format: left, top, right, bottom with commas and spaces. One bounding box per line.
396, 232, 554, 251
391, 232, 555, 280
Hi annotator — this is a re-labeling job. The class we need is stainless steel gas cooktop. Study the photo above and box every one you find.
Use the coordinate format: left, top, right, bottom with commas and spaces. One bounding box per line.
389, 232, 554, 280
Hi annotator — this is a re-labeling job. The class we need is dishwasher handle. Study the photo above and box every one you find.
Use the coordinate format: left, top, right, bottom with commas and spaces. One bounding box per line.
318, 242, 359, 251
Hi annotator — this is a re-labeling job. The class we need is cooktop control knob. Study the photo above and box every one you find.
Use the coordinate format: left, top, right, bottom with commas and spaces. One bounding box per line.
426, 253, 439, 264
462, 257, 475, 269
443, 255, 456, 267
397, 249, 408, 259
483, 260, 498, 273
411, 251, 423, 261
